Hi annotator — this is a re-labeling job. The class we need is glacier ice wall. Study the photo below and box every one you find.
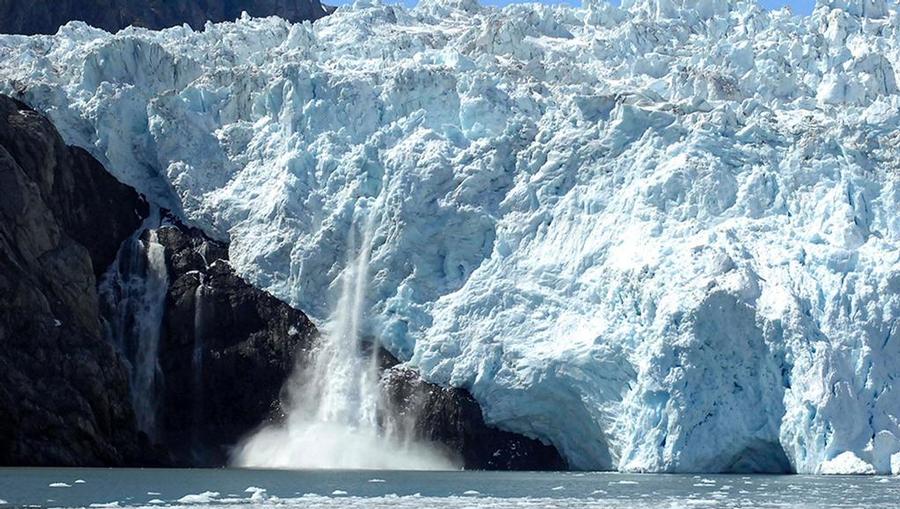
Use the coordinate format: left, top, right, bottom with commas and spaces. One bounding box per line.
1, 0, 899, 473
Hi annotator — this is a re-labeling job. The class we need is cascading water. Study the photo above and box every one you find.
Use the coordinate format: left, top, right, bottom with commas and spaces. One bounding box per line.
99, 216, 169, 438
191, 278, 206, 454
234, 203, 457, 470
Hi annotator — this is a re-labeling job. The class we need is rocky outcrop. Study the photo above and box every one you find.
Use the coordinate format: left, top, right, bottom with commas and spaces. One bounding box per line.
0, 95, 152, 465
382, 364, 567, 471
153, 220, 316, 466
0, 0, 330, 35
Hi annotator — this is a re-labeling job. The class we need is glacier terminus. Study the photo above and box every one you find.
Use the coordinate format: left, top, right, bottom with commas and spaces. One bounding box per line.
1, 0, 899, 474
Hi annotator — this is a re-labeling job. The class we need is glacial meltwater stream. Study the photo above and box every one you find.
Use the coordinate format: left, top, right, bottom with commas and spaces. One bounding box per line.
98, 217, 169, 440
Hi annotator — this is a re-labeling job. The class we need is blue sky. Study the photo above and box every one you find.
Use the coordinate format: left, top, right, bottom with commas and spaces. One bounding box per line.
330, 0, 817, 15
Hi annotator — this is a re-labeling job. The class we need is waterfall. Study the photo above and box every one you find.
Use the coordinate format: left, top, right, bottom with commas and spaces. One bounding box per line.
307, 210, 380, 429
191, 278, 206, 454
233, 204, 457, 470
99, 217, 169, 439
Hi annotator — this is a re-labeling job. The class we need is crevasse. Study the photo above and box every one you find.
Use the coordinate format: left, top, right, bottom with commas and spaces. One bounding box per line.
1, 0, 899, 473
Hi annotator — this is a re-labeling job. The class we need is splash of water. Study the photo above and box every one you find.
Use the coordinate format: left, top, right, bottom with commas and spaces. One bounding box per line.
99, 217, 169, 438
234, 207, 457, 470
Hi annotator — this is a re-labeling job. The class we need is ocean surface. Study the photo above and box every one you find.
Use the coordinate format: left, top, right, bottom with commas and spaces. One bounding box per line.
0, 469, 898, 508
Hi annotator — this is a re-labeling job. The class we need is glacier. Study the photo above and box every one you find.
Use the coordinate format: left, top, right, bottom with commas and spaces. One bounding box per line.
1, 0, 899, 474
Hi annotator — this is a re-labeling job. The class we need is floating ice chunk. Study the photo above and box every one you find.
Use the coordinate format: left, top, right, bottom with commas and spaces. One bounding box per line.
74, 480, 86, 484
88, 503, 120, 508
176, 491, 220, 503
244, 487, 267, 501
892, 453, 900, 475
147, 492, 161, 495
368, 479, 386, 483
331, 490, 348, 496
462, 490, 480, 496
821, 452, 877, 475
551, 486, 565, 491
48, 483, 71, 488
148, 500, 165, 505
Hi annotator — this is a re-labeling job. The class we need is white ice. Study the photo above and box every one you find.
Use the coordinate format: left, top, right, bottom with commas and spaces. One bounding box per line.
176, 492, 220, 504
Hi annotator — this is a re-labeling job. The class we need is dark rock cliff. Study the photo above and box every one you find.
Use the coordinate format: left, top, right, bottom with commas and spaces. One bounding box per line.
382, 362, 567, 471
0, 94, 309, 466
153, 220, 316, 466
0, 95, 152, 465
0, 0, 330, 35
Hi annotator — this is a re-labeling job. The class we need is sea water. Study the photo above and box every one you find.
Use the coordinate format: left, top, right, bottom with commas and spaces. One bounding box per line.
1, 469, 898, 508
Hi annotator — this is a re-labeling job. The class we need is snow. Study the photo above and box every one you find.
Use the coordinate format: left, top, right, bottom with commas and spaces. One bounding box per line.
1, 0, 899, 474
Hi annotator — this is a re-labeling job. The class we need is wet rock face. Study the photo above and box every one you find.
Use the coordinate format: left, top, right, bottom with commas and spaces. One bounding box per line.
382, 365, 567, 471
0, 0, 330, 35
154, 220, 317, 466
0, 95, 151, 465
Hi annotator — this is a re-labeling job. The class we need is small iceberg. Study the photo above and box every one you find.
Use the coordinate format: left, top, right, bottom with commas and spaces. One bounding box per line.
176, 491, 220, 504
